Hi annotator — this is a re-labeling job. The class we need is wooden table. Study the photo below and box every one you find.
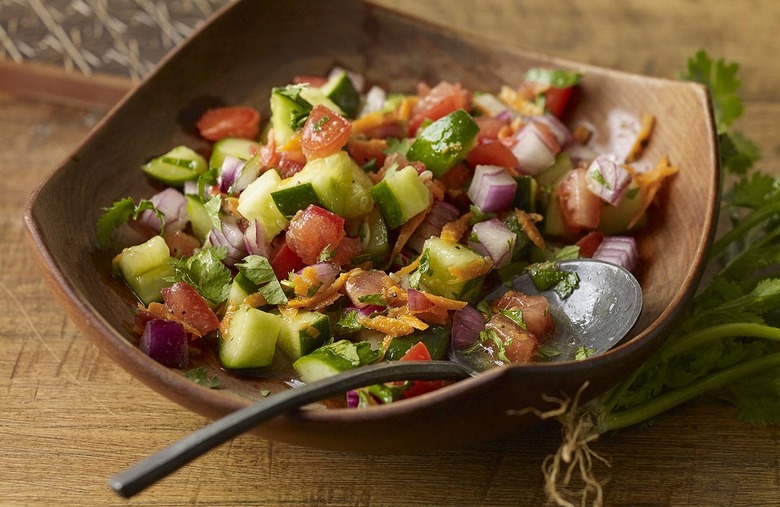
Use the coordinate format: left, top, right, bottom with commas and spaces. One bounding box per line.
2, 1, 778, 505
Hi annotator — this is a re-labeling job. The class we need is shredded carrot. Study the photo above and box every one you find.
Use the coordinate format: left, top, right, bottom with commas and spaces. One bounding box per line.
630, 156, 679, 227
418, 292, 468, 311
392, 256, 421, 277
448, 256, 493, 283
357, 313, 415, 337
513, 209, 546, 249
351, 112, 393, 137
498, 86, 544, 117
441, 212, 473, 244
396, 96, 419, 121
142, 302, 202, 338
285, 268, 357, 310
397, 313, 429, 331
389, 204, 431, 263
626, 113, 655, 163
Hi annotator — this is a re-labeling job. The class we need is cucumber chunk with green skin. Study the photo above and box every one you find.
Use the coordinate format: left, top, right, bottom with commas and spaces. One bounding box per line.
355, 208, 390, 265
536, 152, 574, 189
237, 168, 289, 237
272, 151, 372, 219
293, 340, 379, 383
370, 165, 430, 229
219, 306, 282, 369
299, 86, 345, 115
270, 85, 312, 146
542, 192, 567, 237
113, 235, 174, 304
407, 109, 480, 178
276, 310, 331, 361
185, 195, 213, 242
598, 183, 648, 234
321, 71, 360, 118
226, 272, 256, 309
209, 137, 261, 170
142, 146, 208, 186
418, 237, 488, 303
384, 325, 450, 361
513, 175, 539, 213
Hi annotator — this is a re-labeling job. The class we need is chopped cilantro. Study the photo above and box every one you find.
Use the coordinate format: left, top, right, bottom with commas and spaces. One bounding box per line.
95, 197, 164, 247
574, 346, 596, 360
184, 367, 221, 389
166, 246, 232, 305
357, 294, 386, 306
335, 309, 363, 335
318, 245, 337, 262
469, 204, 497, 225
235, 255, 288, 305
204, 195, 222, 230
500, 309, 527, 329
384, 138, 412, 156
408, 250, 432, 289
527, 261, 580, 298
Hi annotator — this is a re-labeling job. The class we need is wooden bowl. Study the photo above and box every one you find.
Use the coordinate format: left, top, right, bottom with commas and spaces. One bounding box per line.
23, 0, 718, 452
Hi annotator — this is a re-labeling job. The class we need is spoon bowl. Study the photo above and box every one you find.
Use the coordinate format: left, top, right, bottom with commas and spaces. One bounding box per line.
24, 0, 719, 453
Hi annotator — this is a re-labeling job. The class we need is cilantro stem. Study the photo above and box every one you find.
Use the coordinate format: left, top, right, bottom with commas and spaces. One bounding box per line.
604, 351, 780, 431
710, 201, 780, 258
601, 323, 780, 413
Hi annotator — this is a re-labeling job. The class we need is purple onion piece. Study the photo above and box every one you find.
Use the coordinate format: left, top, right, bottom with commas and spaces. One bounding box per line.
218, 155, 245, 194
139, 319, 189, 368
585, 155, 632, 206
467, 218, 516, 268
346, 389, 360, 409
511, 124, 557, 175
451, 305, 486, 350
593, 236, 638, 272
407, 200, 460, 253
533, 114, 574, 147
209, 216, 247, 267
139, 187, 188, 233
243, 219, 271, 258
467, 165, 517, 212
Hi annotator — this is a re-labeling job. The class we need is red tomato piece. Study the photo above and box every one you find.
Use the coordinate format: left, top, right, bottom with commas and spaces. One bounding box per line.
331, 236, 363, 267
161, 282, 220, 336
474, 115, 509, 142
544, 86, 575, 119
491, 291, 554, 342
271, 241, 306, 280
346, 138, 388, 168
466, 140, 519, 168
485, 314, 538, 364
286, 205, 346, 265
400, 341, 432, 361
557, 168, 601, 233
398, 342, 447, 398
196, 106, 261, 142
407, 81, 471, 136
293, 75, 328, 87
575, 230, 605, 258
300, 105, 352, 160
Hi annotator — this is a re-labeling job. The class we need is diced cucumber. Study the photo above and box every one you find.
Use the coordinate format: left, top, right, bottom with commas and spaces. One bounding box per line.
370, 165, 430, 229
536, 153, 573, 188
406, 109, 480, 178
209, 137, 261, 170
355, 208, 390, 265
237, 168, 288, 237
141, 146, 208, 186
513, 175, 539, 213
384, 325, 450, 361
185, 195, 213, 242
227, 272, 256, 309
321, 70, 360, 118
276, 310, 331, 361
418, 237, 488, 303
542, 193, 567, 237
299, 86, 345, 115
292, 339, 378, 383
270, 85, 313, 146
113, 235, 174, 304
598, 183, 648, 234
219, 306, 282, 369
272, 151, 372, 218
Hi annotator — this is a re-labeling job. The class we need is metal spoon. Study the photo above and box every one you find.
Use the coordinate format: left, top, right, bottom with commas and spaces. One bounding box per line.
108, 258, 641, 498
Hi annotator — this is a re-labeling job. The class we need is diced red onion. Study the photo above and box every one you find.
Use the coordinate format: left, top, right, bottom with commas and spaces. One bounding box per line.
346, 389, 360, 408
467, 218, 516, 268
407, 200, 460, 253
139, 319, 189, 368
183, 180, 199, 196
592, 235, 638, 272
139, 187, 188, 233
300, 262, 340, 293
359, 85, 387, 117
243, 219, 271, 258
585, 155, 632, 206
208, 216, 247, 266
406, 288, 435, 312
511, 123, 558, 175
451, 305, 485, 350
467, 165, 517, 212
218, 155, 245, 194
345, 269, 386, 308
343, 305, 384, 320
533, 114, 574, 147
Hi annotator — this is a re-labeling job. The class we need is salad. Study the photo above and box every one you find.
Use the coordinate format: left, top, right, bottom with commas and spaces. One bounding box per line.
97, 67, 676, 405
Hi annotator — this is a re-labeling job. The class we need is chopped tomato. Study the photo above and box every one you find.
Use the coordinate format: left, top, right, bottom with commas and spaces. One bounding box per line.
271, 241, 306, 280
286, 205, 346, 264
293, 75, 328, 87
466, 140, 519, 168
277, 155, 306, 178
196, 106, 261, 141
398, 341, 447, 398
161, 282, 220, 336
407, 81, 471, 136
301, 105, 352, 160
557, 168, 601, 233
474, 115, 509, 141
575, 230, 605, 258
331, 236, 363, 267
543, 86, 575, 119
485, 314, 538, 363
491, 291, 554, 342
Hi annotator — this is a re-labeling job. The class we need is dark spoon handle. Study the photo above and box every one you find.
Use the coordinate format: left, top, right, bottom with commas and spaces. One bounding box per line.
108, 360, 470, 498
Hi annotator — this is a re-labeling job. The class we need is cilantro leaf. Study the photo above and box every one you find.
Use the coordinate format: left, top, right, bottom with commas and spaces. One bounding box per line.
499, 309, 527, 329
384, 138, 412, 156
408, 250, 432, 289
678, 50, 743, 133
204, 195, 222, 230
335, 309, 363, 335
166, 246, 232, 305
95, 197, 163, 247
357, 294, 386, 306
719, 132, 760, 176
235, 255, 288, 305
527, 262, 580, 298
469, 204, 497, 226
184, 367, 221, 389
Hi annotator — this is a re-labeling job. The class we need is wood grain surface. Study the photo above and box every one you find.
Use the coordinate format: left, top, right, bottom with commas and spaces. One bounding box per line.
2, 1, 778, 506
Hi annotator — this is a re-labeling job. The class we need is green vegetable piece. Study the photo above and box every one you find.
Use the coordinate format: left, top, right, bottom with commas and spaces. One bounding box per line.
384, 326, 450, 361
141, 146, 208, 186
370, 165, 430, 229
320, 70, 360, 118
166, 246, 232, 306
219, 306, 282, 369
417, 237, 488, 303
406, 109, 479, 178
276, 310, 331, 361
293, 339, 379, 383
113, 235, 175, 304
525, 68, 583, 88
209, 137, 261, 170
184, 367, 221, 388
